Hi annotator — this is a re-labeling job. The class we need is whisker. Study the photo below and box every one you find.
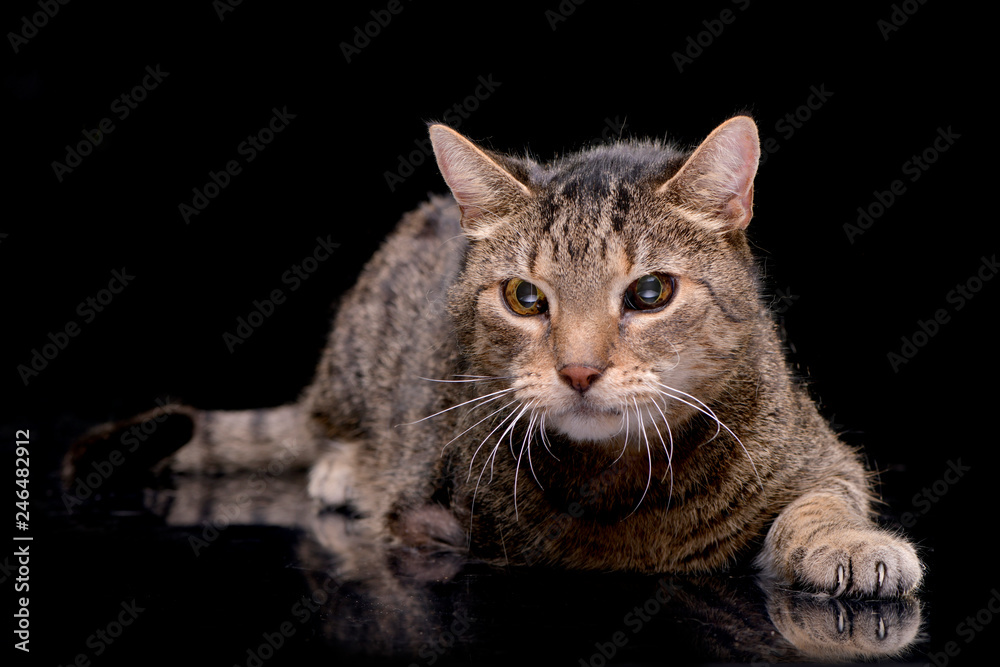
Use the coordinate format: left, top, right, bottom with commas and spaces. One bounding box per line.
504, 401, 532, 459
646, 405, 674, 510
468, 403, 521, 482
654, 381, 722, 441
655, 382, 762, 491
663, 338, 681, 371
495, 402, 531, 478
524, 405, 543, 491
649, 396, 675, 467
538, 413, 560, 461
513, 404, 538, 520
611, 401, 631, 466
471, 437, 505, 525
440, 399, 518, 455
622, 397, 653, 520
418, 375, 515, 383
400, 386, 515, 426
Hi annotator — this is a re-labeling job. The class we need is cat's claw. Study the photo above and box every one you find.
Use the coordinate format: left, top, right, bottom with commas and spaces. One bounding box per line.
798, 530, 922, 598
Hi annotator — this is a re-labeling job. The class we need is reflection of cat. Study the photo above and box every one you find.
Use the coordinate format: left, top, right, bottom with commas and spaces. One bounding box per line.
91, 466, 921, 663
69, 116, 921, 597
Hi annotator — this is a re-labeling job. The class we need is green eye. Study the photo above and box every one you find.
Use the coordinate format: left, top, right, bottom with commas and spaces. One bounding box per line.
625, 274, 674, 311
504, 278, 548, 316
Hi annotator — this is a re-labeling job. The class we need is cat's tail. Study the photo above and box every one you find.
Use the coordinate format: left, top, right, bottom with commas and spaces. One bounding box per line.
63, 400, 323, 489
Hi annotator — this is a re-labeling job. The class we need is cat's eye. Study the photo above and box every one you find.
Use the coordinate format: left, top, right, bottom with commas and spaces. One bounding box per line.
504, 278, 548, 316
624, 273, 674, 311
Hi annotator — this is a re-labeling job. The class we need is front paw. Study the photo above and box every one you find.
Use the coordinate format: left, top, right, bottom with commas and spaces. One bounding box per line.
792, 528, 922, 598
762, 581, 922, 661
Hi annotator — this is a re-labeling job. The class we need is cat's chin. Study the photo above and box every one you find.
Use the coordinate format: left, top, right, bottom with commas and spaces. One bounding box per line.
546, 408, 623, 443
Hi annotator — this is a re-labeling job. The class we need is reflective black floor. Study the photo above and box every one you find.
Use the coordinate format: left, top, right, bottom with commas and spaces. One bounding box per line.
27, 425, 941, 667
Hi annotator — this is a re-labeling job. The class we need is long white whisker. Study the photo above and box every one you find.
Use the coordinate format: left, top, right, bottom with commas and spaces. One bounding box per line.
440, 399, 518, 455
538, 413, 560, 461
472, 438, 505, 524
622, 397, 653, 520
504, 401, 532, 459
654, 381, 722, 441
400, 386, 515, 426
418, 375, 515, 383
471, 400, 527, 520
650, 396, 675, 467
524, 405, 543, 491
468, 403, 521, 481
496, 402, 531, 478
513, 404, 539, 521
646, 405, 674, 510
655, 382, 762, 491
611, 401, 631, 466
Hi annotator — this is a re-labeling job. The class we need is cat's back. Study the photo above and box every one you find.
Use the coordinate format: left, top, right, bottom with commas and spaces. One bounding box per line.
305, 195, 467, 437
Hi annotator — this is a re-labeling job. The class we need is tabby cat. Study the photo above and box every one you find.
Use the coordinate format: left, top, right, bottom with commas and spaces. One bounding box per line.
69, 116, 921, 597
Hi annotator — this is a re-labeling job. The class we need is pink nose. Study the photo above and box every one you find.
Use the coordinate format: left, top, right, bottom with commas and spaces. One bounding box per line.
559, 365, 603, 393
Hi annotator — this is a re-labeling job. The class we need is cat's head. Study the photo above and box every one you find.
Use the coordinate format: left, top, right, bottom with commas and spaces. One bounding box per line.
431, 117, 762, 447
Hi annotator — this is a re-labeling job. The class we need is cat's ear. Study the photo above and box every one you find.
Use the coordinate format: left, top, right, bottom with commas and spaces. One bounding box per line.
657, 116, 760, 231
428, 124, 532, 239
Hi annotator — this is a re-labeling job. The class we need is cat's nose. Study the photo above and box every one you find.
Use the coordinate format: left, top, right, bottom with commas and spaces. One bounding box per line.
559, 365, 603, 393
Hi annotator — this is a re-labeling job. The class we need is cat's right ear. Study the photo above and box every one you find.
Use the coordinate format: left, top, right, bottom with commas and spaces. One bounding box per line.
656, 116, 760, 231
428, 124, 532, 240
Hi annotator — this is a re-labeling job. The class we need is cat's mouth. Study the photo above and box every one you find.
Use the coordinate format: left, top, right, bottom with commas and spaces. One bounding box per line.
546, 405, 624, 443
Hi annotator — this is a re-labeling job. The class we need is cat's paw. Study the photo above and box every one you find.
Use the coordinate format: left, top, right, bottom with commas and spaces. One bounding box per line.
791, 528, 922, 598
763, 582, 922, 661
308, 448, 356, 509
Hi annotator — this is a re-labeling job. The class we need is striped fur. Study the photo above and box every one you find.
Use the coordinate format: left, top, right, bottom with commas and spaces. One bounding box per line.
69, 117, 921, 598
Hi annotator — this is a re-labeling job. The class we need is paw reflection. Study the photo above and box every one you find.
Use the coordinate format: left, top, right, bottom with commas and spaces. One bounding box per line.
763, 581, 922, 662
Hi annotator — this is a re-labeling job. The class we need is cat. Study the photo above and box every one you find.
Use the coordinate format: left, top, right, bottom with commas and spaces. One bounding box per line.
67, 116, 922, 598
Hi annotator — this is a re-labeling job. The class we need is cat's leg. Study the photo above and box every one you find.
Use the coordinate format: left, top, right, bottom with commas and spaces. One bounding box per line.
757, 490, 922, 597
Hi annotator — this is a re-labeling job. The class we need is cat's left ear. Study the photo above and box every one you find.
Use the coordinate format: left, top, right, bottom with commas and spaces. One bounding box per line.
657, 116, 760, 231
429, 124, 532, 240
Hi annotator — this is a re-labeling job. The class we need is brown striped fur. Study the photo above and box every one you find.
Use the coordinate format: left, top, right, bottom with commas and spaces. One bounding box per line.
68, 117, 921, 598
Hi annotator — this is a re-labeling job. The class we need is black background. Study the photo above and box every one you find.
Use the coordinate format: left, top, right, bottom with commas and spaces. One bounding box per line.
3, 0, 993, 665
